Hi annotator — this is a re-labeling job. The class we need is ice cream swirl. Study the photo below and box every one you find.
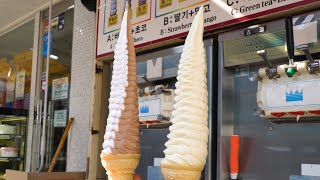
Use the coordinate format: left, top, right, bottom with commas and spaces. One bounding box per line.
102, 6, 140, 155
162, 6, 209, 167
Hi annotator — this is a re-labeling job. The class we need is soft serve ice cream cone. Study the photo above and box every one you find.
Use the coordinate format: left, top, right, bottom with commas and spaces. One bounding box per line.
161, 6, 209, 180
101, 3, 140, 180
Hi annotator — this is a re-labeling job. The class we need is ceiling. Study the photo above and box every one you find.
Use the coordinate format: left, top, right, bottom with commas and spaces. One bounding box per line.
0, 21, 34, 59
0, 0, 49, 31
0, 0, 56, 59
0, 0, 74, 67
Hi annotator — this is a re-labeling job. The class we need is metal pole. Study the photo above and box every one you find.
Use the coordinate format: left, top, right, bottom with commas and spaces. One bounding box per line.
37, 0, 52, 172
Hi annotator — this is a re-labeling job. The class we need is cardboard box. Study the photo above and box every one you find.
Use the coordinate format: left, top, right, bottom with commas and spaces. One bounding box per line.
6, 170, 86, 180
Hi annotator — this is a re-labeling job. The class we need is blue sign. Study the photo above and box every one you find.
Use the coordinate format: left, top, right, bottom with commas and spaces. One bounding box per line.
140, 105, 150, 114
43, 33, 53, 57
286, 89, 304, 102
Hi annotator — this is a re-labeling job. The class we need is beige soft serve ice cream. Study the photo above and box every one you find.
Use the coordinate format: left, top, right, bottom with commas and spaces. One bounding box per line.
161, 6, 209, 180
100, 3, 140, 180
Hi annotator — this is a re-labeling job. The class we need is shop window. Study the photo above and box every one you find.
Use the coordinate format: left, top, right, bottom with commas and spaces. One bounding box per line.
0, 20, 34, 178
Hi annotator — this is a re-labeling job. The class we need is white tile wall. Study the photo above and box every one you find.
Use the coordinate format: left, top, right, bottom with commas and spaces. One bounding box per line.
67, 0, 95, 172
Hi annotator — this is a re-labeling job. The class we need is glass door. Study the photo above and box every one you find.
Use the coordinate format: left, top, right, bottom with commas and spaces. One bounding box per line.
33, 0, 74, 172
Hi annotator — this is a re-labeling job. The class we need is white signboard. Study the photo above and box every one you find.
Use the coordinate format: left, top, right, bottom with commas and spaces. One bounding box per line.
147, 58, 163, 79
97, 0, 318, 58
154, 158, 163, 166
265, 80, 320, 110
52, 77, 68, 100
15, 71, 25, 99
54, 109, 68, 127
293, 13, 319, 47
138, 98, 161, 117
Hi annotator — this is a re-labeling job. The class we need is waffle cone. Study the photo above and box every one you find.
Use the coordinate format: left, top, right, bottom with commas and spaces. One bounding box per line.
100, 153, 140, 180
161, 162, 203, 180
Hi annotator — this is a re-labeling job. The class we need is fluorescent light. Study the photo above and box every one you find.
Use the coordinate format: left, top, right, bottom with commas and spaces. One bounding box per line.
68, 5, 75, 9
50, 55, 58, 60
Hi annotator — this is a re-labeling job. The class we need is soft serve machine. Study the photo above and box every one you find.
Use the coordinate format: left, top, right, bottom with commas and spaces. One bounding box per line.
218, 10, 320, 179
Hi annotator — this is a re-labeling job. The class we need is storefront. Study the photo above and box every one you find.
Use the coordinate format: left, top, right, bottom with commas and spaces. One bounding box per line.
92, 0, 320, 179
0, 0, 83, 176
1, 0, 320, 179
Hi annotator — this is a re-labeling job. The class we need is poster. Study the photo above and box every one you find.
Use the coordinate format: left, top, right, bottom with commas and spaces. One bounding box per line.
6, 78, 15, 103
52, 77, 68, 100
97, 0, 318, 58
54, 109, 68, 127
15, 71, 25, 99
0, 81, 4, 107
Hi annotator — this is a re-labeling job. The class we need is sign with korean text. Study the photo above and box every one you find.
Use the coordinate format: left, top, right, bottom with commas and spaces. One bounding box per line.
97, 0, 318, 58
54, 109, 68, 127
52, 77, 69, 100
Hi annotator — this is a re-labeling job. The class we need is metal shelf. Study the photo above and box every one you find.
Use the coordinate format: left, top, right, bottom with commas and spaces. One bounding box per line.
0, 157, 23, 162
0, 134, 23, 140
0, 117, 27, 124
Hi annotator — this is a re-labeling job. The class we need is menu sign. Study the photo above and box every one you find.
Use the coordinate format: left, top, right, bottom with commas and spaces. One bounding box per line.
97, 0, 318, 58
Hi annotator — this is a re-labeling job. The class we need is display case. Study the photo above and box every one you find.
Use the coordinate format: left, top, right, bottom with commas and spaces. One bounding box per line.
0, 108, 27, 179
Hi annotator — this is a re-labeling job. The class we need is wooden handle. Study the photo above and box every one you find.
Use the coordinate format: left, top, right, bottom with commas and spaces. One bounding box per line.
48, 118, 74, 172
